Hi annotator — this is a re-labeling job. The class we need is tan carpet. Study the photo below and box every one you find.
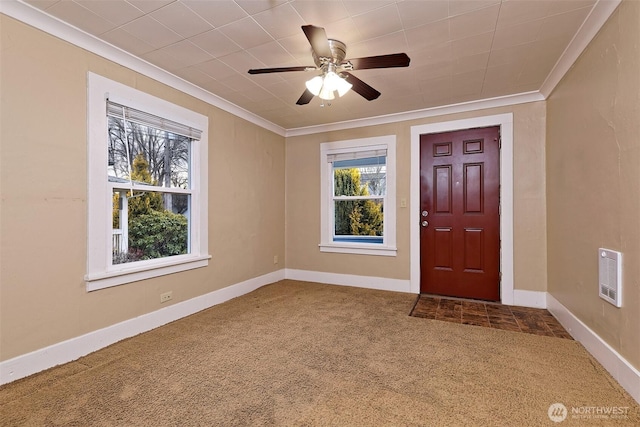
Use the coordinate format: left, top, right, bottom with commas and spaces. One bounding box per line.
1, 280, 638, 426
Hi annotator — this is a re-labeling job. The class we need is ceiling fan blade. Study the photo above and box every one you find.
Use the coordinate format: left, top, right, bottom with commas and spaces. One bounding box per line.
302, 25, 332, 58
248, 66, 314, 74
343, 72, 380, 101
345, 53, 410, 70
343, 72, 381, 101
296, 89, 315, 105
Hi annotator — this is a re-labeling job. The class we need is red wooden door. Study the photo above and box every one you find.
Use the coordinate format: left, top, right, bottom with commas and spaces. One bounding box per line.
420, 126, 500, 301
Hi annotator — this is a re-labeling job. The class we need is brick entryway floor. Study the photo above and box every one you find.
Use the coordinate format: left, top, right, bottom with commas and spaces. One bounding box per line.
410, 295, 573, 339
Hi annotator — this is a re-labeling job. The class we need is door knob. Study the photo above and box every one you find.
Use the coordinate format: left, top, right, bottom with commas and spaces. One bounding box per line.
422, 221, 429, 227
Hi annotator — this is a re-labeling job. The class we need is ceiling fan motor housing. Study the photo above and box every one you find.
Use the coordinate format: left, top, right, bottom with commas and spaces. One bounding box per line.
312, 39, 347, 69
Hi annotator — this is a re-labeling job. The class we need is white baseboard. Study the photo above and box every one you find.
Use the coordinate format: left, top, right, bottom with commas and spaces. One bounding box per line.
285, 269, 412, 293
5, 272, 637, 406
512, 289, 547, 308
284, 269, 545, 306
0, 269, 285, 385
547, 293, 640, 404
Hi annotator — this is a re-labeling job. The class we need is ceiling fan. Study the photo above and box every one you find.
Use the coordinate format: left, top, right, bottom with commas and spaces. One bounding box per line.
248, 25, 410, 105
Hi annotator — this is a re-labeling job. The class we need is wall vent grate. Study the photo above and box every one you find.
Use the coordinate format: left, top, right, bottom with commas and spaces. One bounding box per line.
598, 248, 622, 307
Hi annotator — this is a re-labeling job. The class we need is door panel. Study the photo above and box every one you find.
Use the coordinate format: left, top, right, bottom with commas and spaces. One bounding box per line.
464, 163, 483, 213
434, 166, 452, 213
463, 228, 483, 271
420, 126, 500, 301
434, 228, 453, 269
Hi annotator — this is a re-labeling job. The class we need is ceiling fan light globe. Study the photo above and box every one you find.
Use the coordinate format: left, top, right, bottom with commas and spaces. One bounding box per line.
323, 72, 339, 90
324, 71, 352, 97
336, 78, 352, 97
319, 86, 335, 100
305, 76, 324, 96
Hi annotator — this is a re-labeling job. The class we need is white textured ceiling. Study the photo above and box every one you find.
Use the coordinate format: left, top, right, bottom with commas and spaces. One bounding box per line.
24, 0, 599, 129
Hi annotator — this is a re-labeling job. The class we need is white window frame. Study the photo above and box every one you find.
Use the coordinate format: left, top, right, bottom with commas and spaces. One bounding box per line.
86, 73, 210, 291
320, 136, 397, 256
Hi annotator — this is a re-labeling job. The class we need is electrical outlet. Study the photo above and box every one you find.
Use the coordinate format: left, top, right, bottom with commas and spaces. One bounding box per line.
160, 291, 172, 304
273, 255, 278, 264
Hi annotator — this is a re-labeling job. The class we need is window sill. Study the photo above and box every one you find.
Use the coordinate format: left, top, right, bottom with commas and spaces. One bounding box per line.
85, 254, 211, 291
319, 243, 397, 257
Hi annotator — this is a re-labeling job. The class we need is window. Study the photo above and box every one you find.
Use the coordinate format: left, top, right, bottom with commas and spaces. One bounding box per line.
86, 73, 209, 291
320, 136, 396, 256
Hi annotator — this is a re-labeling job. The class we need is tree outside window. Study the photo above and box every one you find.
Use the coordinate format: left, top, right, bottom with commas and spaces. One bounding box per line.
319, 136, 396, 257
333, 164, 385, 240
108, 114, 192, 264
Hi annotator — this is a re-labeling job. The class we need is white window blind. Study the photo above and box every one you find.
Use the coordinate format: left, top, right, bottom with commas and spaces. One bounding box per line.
327, 148, 387, 163
107, 100, 202, 140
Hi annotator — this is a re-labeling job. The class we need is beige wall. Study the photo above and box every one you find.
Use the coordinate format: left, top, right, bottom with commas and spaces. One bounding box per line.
0, 17, 285, 361
546, 0, 640, 369
286, 101, 548, 293
4, 4, 593, 366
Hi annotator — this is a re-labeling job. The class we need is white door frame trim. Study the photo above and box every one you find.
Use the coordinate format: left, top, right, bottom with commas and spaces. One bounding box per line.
410, 113, 514, 304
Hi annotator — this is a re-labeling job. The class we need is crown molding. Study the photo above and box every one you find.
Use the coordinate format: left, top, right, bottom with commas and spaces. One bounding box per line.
539, 0, 622, 98
1, 0, 618, 138
285, 91, 544, 137
0, 0, 286, 137
287, 0, 620, 138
